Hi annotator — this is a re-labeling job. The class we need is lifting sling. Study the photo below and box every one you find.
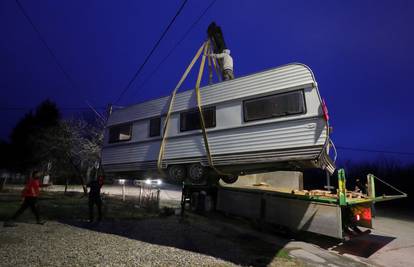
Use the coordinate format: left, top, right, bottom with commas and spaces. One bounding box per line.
157, 41, 230, 177
157, 42, 205, 171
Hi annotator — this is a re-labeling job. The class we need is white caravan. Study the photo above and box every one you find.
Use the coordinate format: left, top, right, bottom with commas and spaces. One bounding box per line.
101, 63, 335, 184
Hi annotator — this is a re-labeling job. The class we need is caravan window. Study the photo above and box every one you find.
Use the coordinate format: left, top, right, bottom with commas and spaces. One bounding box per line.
149, 117, 161, 137
180, 107, 216, 132
109, 124, 132, 143
243, 90, 306, 122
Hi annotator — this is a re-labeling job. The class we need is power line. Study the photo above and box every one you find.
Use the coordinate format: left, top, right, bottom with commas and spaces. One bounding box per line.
15, 0, 77, 88
0, 107, 106, 111
131, 0, 217, 100
336, 146, 414, 156
114, 0, 189, 104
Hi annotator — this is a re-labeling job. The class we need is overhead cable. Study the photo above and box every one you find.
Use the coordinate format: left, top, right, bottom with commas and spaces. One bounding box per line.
132, 0, 218, 100
15, 0, 77, 88
114, 0, 189, 104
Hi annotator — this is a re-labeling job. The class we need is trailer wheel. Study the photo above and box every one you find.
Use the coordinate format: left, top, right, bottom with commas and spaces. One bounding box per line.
187, 163, 207, 184
187, 164, 207, 184
168, 165, 186, 182
221, 175, 238, 184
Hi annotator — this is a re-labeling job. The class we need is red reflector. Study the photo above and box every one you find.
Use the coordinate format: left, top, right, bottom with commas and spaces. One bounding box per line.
356, 214, 360, 221
362, 207, 372, 220
322, 99, 329, 121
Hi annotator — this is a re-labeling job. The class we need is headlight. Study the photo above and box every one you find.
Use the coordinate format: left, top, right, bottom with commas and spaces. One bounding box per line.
145, 179, 151, 185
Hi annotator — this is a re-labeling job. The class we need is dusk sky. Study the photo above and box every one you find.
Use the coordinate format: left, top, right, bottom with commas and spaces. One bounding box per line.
1, 0, 413, 164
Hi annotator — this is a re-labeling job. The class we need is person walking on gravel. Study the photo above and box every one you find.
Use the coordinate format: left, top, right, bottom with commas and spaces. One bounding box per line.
4, 170, 47, 227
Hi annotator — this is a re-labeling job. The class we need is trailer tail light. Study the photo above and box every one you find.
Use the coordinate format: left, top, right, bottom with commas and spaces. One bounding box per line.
322, 99, 329, 121
361, 208, 372, 221
351, 205, 373, 228
352, 207, 371, 220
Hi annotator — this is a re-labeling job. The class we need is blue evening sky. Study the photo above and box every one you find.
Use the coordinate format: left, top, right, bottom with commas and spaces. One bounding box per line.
1, 0, 413, 163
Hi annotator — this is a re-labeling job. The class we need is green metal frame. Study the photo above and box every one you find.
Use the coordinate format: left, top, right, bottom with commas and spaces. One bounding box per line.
338, 169, 407, 206
243, 168, 406, 206
338, 169, 347, 205
221, 168, 407, 206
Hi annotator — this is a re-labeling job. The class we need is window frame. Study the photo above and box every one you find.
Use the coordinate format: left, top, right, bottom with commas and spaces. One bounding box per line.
149, 117, 161, 137
108, 123, 133, 144
180, 106, 216, 132
243, 89, 307, 123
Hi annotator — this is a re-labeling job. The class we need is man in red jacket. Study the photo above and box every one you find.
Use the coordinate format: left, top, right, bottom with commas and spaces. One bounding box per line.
4, 170, 46, 226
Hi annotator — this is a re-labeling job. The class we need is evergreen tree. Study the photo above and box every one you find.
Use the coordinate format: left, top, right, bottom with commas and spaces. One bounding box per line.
9, 99, 61, 172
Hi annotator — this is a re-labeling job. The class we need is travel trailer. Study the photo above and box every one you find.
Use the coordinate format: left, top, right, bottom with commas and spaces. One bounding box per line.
101, 63, 335, 184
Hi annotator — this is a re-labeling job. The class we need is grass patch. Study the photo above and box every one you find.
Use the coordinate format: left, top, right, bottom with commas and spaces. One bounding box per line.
0, 190, 163, 222
276, 248, 291, 259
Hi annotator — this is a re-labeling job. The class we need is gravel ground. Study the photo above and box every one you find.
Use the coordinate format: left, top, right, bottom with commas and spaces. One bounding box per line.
0, 217, 296, 267
0, 220, 232, 267
0, 189, 297, 267
4, 185, 398, 267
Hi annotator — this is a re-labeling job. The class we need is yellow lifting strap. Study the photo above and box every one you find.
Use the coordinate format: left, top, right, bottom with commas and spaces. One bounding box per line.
157, 40, 230, 177
195, 41, 230, 176
207, 48, 213, 85
157, 42, 206, 171
209, 45, 222, 82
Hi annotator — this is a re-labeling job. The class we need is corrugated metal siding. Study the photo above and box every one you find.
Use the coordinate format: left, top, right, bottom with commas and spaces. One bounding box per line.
107, 64, 315, 126
101, 141, 161, 165
163, 118, 326, 159
101, 117, 327, 166
103, 161, 157, 172
102, 147, 322, 173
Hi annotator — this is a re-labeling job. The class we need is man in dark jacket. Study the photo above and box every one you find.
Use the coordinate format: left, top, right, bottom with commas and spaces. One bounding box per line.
87, 176, 103, 223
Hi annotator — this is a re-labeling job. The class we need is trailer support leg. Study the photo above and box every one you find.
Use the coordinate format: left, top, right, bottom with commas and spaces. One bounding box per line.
324, 170, 334, 192
367, 174, 376, 217
338, 169, 347, 206
367, 174, 376, 199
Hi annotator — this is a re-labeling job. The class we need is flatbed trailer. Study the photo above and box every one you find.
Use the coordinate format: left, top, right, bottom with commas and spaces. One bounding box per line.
182, 169, 406, 239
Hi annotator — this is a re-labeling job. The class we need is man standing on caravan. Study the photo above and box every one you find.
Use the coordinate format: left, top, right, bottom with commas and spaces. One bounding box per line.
207, 22, 234, 81
209, 49, 234, 81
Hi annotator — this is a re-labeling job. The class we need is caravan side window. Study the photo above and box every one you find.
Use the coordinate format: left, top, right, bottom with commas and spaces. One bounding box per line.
180, 107, 216, 132
149, 117, 161, 137
243, 90, 306, 122
109, 124, 132, 143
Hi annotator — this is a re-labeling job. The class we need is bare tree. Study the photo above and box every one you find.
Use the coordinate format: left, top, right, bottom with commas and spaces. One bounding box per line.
32, 115, 104, 194
65, 117, 104, 191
